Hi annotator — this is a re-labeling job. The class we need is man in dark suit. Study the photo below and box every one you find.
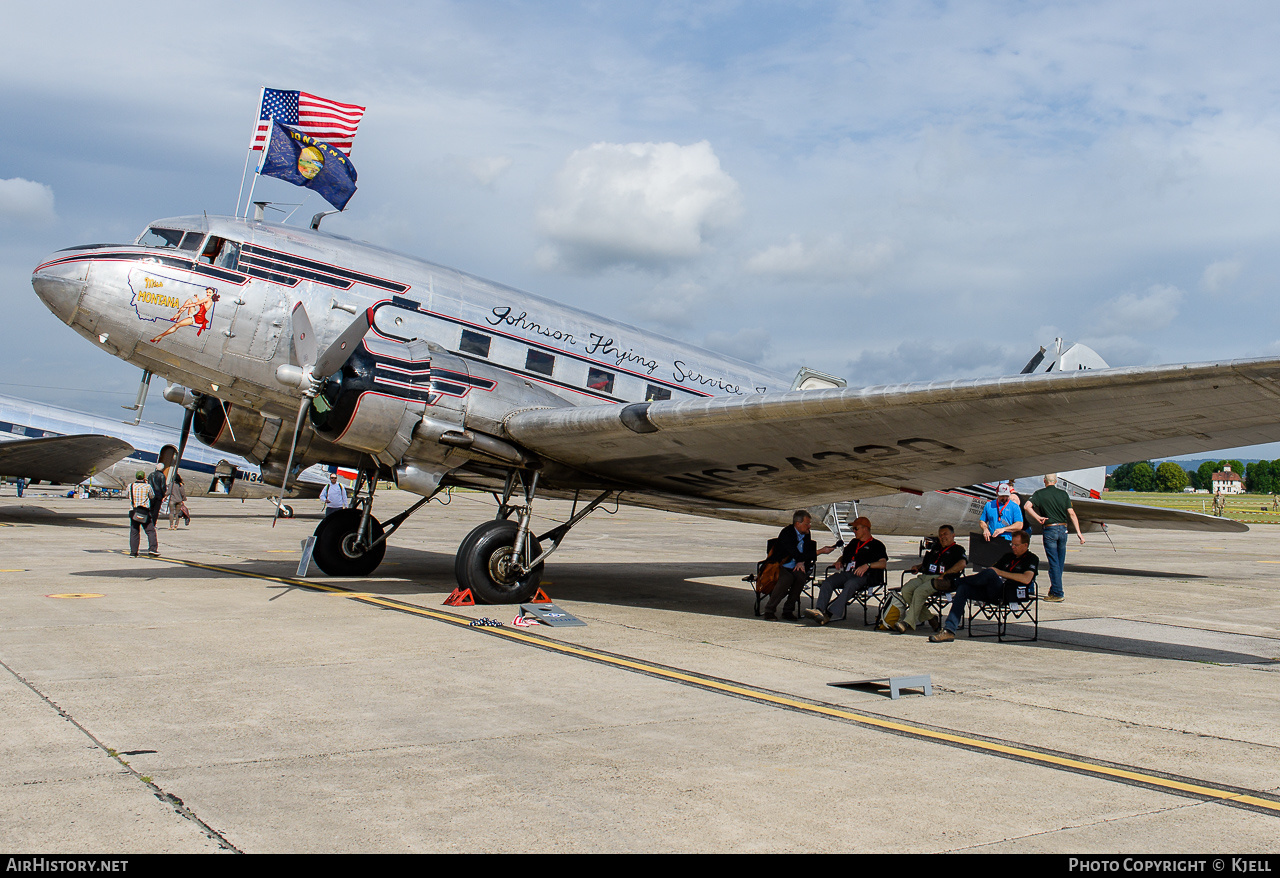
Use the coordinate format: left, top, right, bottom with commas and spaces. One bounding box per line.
762, 510, 835, 620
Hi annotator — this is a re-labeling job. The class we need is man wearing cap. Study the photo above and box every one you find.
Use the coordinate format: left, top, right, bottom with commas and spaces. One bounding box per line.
981, 483, 1023, 543
803, 516, 888, 625
127, 470, 159, 557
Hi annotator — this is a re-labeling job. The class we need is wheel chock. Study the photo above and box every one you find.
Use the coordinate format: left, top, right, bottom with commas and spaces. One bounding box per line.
530, 588, 552, 603
444, 587, 475, 606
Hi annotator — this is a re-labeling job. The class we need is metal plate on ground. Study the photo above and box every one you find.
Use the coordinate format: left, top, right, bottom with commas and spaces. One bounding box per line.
829, 674, 932, 699
520, 602, 587, 627
297, 536, 316, 577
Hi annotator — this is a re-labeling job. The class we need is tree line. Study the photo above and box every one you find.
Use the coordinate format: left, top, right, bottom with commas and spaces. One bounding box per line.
1106, 459, 1280, 493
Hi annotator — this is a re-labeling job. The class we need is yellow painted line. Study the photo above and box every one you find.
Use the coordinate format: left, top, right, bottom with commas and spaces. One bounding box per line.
0, 569, 28, 572
47, 593, 105, 599
143, 551, 1280, 816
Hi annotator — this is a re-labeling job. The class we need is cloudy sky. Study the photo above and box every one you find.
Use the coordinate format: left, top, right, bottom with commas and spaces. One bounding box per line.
3, 1, 1279, 458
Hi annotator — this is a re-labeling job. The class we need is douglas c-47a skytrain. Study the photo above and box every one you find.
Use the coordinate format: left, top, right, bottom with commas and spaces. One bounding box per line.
32, 214, 1273, 602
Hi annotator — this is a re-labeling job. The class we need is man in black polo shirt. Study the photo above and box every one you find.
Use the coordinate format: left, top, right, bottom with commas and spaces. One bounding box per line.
803, 516, 888, 625
893, 524, 967, 633
929, 530, 1038, 643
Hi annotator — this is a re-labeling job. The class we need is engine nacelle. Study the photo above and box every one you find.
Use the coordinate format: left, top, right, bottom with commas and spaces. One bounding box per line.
193, 395, 364, 486
309, 338, 435, 467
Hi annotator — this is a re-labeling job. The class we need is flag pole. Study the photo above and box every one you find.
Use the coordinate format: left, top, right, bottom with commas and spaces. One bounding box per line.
235, 88, 265, 218
243, 115, 271, 219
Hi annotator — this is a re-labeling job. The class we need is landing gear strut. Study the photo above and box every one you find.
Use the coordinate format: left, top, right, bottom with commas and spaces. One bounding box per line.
311, 465, 442, 577
455, 470, 614, 603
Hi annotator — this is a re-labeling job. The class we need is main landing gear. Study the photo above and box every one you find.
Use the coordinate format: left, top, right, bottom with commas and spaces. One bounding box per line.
454, 470, 614, 604
310, 466, 439, 577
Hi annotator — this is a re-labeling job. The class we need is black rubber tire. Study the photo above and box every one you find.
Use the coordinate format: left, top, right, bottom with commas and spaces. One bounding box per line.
281, 505, 295, 519
456, 519, 543, 604
312, 508, 386, 576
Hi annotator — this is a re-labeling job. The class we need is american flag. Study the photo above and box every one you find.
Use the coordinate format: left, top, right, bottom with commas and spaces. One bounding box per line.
249, 88, 365, 156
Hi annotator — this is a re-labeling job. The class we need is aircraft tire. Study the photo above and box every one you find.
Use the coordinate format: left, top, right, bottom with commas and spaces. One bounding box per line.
456, 519, 543, 604
281, 505, 295, 519
312, 508, 386, 577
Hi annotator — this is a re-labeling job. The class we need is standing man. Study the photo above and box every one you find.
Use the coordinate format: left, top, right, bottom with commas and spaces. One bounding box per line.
147, 462, 168, 526
803, 516, 888, 625
762, 510, 832, 620
320, 472, 349, 518
15, 478, 24, 498
893, 525, 967, 633
1024, 474, 1084, 603
981, 483, 1023, 543
929, 531, 1038, 643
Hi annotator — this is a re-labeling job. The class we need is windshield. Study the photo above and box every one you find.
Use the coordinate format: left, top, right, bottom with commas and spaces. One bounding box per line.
137, 227, 185, 248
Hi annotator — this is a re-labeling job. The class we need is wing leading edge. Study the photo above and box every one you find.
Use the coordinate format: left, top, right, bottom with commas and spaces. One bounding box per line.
503, 356, 1280, 508
0, 434, 135, 485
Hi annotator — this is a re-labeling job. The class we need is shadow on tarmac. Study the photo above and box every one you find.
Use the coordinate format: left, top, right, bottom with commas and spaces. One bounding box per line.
1064, 563, 1208, 579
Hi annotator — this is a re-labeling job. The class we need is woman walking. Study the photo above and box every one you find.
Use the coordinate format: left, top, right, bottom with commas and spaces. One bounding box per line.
127, 470, 159, 557
168, 474, 189, 529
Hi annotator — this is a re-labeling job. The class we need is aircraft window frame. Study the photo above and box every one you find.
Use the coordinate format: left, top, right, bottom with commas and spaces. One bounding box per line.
200, 236, 240, 267
587, 367, 615, 395
178, 232, 205, 252
459, 330, 492, 358
645, 385, 672, 402
138, 227, 185, 249
525, 349, 555, 377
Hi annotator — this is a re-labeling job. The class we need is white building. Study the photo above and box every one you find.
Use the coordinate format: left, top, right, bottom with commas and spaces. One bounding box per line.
1211, 466, 1245, 495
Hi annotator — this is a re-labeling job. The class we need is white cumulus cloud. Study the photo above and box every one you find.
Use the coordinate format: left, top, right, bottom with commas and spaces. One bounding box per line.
745, 234, 901, 282
536, 140, 741, 271
1093, 284, 1184, 335
0, 178, 55, 225
1200, 258, 1242, 296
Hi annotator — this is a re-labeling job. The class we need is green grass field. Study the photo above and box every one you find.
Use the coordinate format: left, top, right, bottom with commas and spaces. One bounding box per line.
1104, 491, 1280, 524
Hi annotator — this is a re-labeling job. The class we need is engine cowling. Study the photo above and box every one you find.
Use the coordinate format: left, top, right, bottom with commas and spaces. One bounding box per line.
309, 337, 436, 467
193, 395, 364, 486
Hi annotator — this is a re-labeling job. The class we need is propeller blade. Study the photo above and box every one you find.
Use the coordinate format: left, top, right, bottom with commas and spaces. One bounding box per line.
291, 301, 318, 368
272, 397, 309, 528
313, 307, 374, 379
169, 405, 195, 491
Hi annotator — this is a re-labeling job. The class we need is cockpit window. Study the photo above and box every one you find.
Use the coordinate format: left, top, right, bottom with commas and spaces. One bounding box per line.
178, 232, 204, 251
138, 227, 185, 248
200, 236, 241, 269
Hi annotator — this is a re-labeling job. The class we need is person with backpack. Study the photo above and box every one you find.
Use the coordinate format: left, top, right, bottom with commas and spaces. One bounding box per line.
127, 470, 159, 557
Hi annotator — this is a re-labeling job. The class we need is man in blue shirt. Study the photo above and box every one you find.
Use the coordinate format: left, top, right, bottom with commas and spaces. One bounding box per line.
980, 483, 1023, 543
762, 510, 834, 620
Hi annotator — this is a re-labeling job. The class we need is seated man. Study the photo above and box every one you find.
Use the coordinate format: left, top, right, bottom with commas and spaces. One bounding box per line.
892, 525, 967, 634
761, 510, 832, 620
929, 530, 1038, 643
803, 516, 887, 625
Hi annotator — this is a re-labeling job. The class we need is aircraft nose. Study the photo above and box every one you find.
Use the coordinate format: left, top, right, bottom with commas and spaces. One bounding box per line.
31, 256, 87, 325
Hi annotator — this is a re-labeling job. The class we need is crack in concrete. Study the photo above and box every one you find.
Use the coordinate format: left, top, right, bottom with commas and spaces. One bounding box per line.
0, 656, 241, 853
942, 797, 1214, 852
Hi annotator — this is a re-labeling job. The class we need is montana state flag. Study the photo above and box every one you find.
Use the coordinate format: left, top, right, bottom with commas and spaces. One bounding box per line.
257, 119, 358, 210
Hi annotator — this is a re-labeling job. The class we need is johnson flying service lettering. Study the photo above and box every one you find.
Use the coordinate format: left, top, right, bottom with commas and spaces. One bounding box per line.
486, 305, 760, 394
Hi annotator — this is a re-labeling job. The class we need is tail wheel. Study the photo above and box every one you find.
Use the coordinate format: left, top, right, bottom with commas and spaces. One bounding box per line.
281, 504, 295, 519
312, 508, 386, 576
456, 519, 543, 604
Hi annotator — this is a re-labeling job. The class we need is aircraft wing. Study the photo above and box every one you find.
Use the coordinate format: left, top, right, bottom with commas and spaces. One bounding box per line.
0, 434, 134, 485
504, 356, 1280, 508
1071, 497, 1248, 534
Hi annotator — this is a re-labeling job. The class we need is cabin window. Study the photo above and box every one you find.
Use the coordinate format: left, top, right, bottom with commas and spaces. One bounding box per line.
459, 330, 492, 358
138, 227, 185, 248
645, 385, 672, 402
586, 368, 615, 394
178, 231, 204, 252
525, 349, 555, 376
